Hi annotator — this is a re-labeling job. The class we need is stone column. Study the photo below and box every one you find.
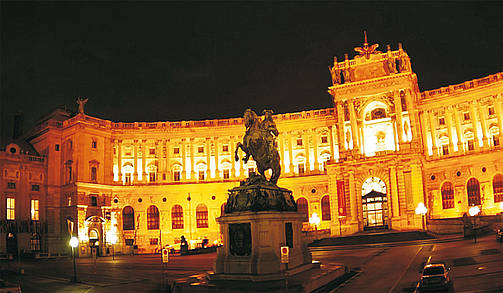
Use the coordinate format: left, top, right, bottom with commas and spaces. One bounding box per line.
391, 115, 398, 151
328, 125, 335, 161
190, 138, 196, 179
348, 99, 359, 151
428, 110, 438, 156
231, 136, 236, 178
288, 132, 294, 174
494, 94, 503, 140
477, 103, 489, 147
133, 140, 138, 182
358, 120, 364, 155
165, 139, 171, 181
394, 91, 404, 143
141, 140, 147, 182
181, 139, 186, 180
445, 107, 455, 153
453, 107, 464, 153
469, 102, 481, 150
303, 130, 310, 171
206, 138, 211, 179
389, 166, 399, 218
117, 140, 122, 181
348, 171, 358, 223
279, 133, 285, 172
405, 90, 420, 142
157, 140, 163, 181
419, 112, 429, 154
336, 102, 346, 151
312, 128, 319, 171
214, 137, 220, 179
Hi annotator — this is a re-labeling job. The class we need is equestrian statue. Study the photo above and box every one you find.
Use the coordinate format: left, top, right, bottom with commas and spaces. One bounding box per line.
234, 109, 281, 185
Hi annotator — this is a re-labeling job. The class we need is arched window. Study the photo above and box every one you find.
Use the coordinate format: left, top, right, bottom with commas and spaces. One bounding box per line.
441, 182, 454, 209
467, 178, 481, 206
147, 205, 159, 230
321, 195, 331, 221
122, 206, 135, 230
91, 167, 97, 182
493, 174, 503, 203
196, 204, 209, 228
171, 205, 184, 229
296, 198, 308, 222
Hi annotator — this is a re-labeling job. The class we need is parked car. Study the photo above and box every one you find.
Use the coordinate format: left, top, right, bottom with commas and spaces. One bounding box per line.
418, 263, 452, 292
0, 279, 21, 293
496, 227, 503, 242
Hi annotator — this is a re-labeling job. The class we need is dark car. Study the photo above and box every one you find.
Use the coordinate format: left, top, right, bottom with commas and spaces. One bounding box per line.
419, 263, 452, 292
496, 227, 503, 242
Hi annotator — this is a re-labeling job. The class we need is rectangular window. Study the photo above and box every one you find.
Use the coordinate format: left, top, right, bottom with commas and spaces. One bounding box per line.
7, 198, 15, 220
463, 112, 470, 121
199, 170, 205, 180
92, 141, 97, 149
442, 145, 449, 155
174, 171, 181, 181
150, 238, 158, 245
68, 166, 72, 182
174, 147, 180, 154
31, 199, 40, 221
198, 146, 204, 153
125, 173, 131, 184
31, 184, 40, 191
162, 173, 166, 180
149, 172, 156, 182
149, 148, 155, 155
7, 182, 16, 189
493, 135, 500, 146
321, 136, 328, 144
69, 140, 72, 149
222, 145, 229, 152
488, 106, 495, 116
248, 168, 255, 176
467, 140, 474, 151
298, 164, 305, 174
55, 144, 60, 151
125, 239, 134, 246
296, 138, 303, 146
438, 117, 445, 125
91, 196, 97, 207
223, 169, 230, 179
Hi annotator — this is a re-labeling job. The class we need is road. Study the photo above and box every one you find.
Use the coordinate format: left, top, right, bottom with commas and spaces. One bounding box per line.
1, 234, 502, 292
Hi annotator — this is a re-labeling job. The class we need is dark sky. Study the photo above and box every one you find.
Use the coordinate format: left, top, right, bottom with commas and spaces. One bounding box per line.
1, 1, 502, 143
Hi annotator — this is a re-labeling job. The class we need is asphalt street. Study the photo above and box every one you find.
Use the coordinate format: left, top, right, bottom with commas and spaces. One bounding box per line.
1, 234, 502, 292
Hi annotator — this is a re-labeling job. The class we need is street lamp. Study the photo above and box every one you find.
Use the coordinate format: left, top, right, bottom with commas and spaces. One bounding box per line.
69, 236, 79, 282
415, 202, 428, 231
469, 206, 480, 243
109, 234, 117, 260
309, 212, 321, 238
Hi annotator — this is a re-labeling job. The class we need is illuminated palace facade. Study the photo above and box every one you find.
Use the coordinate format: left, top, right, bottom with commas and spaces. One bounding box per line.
1, 41, 502, 256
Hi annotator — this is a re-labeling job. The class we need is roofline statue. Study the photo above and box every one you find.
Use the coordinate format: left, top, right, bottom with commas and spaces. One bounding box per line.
76, 97, 88, 114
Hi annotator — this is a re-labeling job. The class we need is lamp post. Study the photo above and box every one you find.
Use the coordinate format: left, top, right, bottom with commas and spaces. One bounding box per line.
415, 202, 428, 231
309, 212, 320, 239
109, 234, 117, 260
69, 236, 79, 282
469, 206, 480, 243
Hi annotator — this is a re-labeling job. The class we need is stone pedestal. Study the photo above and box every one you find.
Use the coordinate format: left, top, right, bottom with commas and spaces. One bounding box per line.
213, 211, 311, 280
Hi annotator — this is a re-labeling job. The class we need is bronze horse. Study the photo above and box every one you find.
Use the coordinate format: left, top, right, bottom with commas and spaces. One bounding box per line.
234, 109, 281, 185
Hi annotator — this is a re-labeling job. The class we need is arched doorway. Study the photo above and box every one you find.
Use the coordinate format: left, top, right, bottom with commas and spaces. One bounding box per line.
361, 177, 389, 230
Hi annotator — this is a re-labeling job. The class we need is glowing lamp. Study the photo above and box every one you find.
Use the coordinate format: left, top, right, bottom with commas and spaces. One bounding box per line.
469, 206, 480, 217
415, 202, 427, 215
69, 236, 79, 248
309, 212, 320, 226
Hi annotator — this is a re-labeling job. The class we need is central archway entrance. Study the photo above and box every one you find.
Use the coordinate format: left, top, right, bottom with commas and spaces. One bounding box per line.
362, 177, 389, 230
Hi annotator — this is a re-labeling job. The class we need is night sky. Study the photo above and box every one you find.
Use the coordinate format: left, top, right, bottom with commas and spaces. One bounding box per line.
1, 2, 502, 143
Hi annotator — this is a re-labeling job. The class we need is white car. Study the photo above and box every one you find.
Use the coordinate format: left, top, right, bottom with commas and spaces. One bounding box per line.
419, 263, 452, 292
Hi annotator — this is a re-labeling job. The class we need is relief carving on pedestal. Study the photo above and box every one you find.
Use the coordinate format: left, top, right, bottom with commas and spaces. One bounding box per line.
229, 223, 251, 256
